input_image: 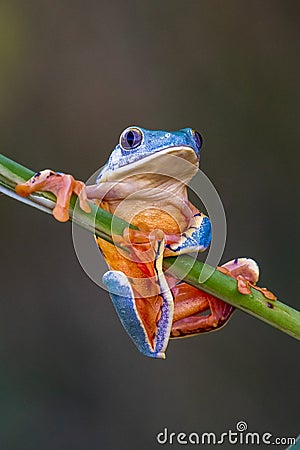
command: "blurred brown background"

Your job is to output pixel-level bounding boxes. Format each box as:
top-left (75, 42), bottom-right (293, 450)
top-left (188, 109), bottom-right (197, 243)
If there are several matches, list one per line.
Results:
top-left (1, 1), bottom-right (299, 449)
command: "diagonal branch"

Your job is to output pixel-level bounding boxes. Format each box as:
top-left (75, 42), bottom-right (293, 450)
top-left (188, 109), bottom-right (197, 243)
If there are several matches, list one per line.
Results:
top-left (1, 153), bottom-right (299, 340)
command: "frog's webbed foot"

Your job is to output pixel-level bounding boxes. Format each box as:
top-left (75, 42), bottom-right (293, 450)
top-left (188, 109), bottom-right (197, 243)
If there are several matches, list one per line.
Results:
top-left (171, 258), bottom-right (259, 338)
top-left (103, 230), bottom-right (174, 359)
top-left (15, 170), bottom-right (91, 222)
top-left (218, 258), bottom-right (277, 300)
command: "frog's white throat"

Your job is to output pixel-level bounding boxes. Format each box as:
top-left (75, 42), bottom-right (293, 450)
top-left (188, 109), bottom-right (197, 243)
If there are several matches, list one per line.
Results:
top-left (99, 146), bottom-right (199, 185)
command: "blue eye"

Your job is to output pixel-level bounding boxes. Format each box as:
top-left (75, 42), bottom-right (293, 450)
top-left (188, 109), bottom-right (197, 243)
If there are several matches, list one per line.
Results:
top-left (193, 131), bottom-right (203, 149)
top-left (120, 128), bottom-right (143, 150)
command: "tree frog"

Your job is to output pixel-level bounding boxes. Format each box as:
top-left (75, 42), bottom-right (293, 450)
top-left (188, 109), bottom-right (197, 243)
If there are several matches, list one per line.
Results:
top-left (15, 126), bottom-right (261, 359)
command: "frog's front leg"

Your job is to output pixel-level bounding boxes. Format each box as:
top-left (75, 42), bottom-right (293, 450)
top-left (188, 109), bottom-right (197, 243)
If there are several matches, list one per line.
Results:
top-left (103, 230), bottom-right (174, 359)
top-left (171, 258), bottom-right (259, 338)
top-left (164, 203), bottom-right (212, 256)
top-left (15, 170), bottom-right (130, 221)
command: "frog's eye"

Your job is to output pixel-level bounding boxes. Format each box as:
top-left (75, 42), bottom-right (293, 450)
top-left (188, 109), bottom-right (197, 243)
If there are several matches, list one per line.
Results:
top-left (120, 128), bottom-right (143, 150)
top-left (193, 131), bottom-right (203, 150)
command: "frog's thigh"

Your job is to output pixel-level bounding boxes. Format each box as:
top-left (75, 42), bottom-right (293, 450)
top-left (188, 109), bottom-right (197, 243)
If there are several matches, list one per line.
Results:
top-left (171, 281), bottom-right (234, 338)
top-left (165, 212), bottom-right (212, 256)
top-left (103, 270), bottom-right (173, 359)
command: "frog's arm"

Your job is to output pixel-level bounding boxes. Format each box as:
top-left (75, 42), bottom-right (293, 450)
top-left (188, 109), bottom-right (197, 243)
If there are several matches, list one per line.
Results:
top-left (15, 172), bottom-right (212, 257)
top-left (164, 203), bottom-right (212, 256)
top-left (15, 169), bottom-right (137, 220)
top-left (15, 169), bottom-right (124, 222)
top-left (85, 180), bottom-right (134, 201)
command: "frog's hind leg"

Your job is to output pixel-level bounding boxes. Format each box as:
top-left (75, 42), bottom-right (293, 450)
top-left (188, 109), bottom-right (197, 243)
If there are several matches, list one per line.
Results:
top-left (171, 258), bottom-right (259, 338)
top-left (102, 230), bottom-right (174, 359)
top-left (170, 283), bottom-right (234, 337)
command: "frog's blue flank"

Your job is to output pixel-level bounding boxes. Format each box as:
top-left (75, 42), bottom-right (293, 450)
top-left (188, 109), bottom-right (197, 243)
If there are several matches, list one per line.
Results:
top-left (102, 270), bottom-right (172, 359)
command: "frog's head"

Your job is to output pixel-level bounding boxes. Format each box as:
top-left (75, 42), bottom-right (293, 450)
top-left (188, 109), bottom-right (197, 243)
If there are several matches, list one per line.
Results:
top-left (98, 126), bottom-right (203, 183)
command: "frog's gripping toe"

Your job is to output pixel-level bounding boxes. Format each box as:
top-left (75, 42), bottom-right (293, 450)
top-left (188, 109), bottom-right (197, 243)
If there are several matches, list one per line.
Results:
top-left (102, 270), bottom-right (171, 359)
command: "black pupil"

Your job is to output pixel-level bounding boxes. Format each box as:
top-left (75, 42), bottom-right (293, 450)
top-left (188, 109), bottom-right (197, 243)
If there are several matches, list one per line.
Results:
top-left (127, 130), bottom-right (135, 147)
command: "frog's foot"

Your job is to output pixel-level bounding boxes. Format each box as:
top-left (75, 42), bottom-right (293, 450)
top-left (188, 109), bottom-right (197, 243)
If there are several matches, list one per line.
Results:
top-left (217, 258), bottom-right (277, 300)
top-left (15, 170), bottom-right (91, 222)
top-left (102, 230), bottom-right (174, 359)
top-left (113, 227), bottom-right (151, 254)
top-left (171, 258), bottom-right (259, 338)
top-left (114, 227), bottom-right (172, 278)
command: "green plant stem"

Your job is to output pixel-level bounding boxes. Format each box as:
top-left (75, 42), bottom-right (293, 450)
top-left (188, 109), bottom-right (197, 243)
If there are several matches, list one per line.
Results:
top-left (1, 153), bottom-right (300, 340)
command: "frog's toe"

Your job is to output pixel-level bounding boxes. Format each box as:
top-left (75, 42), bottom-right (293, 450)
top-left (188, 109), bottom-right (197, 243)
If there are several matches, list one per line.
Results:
top-left (221, 257), bottom-right (259, 284)
top-left (102, 270), bottom-right (170, 359)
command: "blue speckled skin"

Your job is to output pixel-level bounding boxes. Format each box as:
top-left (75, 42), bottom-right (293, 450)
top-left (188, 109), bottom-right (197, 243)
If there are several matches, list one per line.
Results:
top-left (102, 271), bottom-right (161, 358)
top-left (191, 216), bottom-right (212, 249)
top-left (99, 126), bottom-right (212, 358)
top-left (165, 214), bottom-right (212, 254)
top-left (97, 126), bottom-right (200, 181)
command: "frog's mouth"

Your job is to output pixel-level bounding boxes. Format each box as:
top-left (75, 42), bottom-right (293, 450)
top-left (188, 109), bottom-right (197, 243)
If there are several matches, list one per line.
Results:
top-left (100, 146), bottom-right (199, 184)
